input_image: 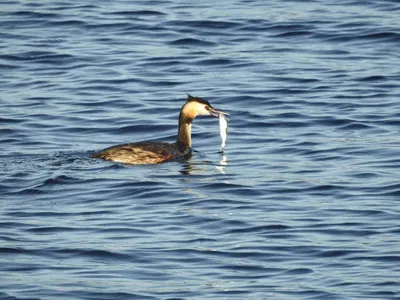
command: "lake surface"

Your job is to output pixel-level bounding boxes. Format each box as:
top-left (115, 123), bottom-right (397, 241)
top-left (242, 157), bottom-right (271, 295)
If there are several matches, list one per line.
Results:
top-left (1, 1), bottom-right (400, 299)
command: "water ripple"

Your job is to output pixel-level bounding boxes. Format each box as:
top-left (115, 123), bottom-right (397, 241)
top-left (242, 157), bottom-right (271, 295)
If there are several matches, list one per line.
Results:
top-left (1, 1), bottom-right (400, 299)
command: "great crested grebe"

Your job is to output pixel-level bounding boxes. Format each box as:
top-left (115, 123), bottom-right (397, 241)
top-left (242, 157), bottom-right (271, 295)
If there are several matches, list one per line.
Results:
top-left (92, 95), bottom-right (228, 165)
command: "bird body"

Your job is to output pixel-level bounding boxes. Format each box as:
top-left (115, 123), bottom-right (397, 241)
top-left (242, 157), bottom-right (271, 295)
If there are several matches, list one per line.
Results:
top-left (92, 95), bottom-right (227, 165)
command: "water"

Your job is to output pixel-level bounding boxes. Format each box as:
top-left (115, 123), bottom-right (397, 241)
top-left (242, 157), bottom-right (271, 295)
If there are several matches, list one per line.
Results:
top-left (1, 0), bottom-right (400, 299)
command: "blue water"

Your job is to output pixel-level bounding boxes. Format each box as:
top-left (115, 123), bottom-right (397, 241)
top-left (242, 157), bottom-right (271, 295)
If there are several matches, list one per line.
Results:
top-left (1, 1), bottom-right (400, 299)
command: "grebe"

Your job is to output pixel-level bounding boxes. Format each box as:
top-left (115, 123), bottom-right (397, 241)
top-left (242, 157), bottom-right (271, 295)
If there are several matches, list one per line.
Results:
top-left (92, 95), bottom-right (228, 165)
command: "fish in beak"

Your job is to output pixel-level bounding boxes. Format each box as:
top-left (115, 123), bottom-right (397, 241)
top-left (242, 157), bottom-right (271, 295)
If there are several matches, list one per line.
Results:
top-left (207, 106), bottom-right (229, 118)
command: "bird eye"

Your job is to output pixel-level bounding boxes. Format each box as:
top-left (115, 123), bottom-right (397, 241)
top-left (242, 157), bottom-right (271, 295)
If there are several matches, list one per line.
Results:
top-left (205, 106), bottom-right (210, 111)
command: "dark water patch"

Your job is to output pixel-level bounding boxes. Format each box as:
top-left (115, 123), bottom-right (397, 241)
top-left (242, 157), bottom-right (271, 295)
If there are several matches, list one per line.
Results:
top-left (163, 248), bottom-right (268, 260)
top-left (316, 250), bottom-right (365, 258)
top-left (0, 52), bottom-right (75, 65)
top-left (376, 188), bottom-right (400, 197)
top-left (212, 290), bottom-right (252, 297)
top-left (239, 24), bottom-right (272, 32)
top-left (278, 77), bottom-right (320, 84)
top-left (42, 175), bottom-right (79, 185)
top-left (166, 20), bottom-right (241, 30)
top-left (348, 255), bottom-right (400, 263)
top-left (365, 291), bottom-right (399, 298)
top-left (304, 228), bottom-right (378, 237)
top-left (317, 49), bottom-right (351, 55)
top-left (138, 60), bottom-right (181, 68)
top-left (379, 119), bottom-right (400, 126)
top-left (193, 58), bottom-right (236, 66)
top-left (83, 22), bottom-right (135, 31)
top-left (325, 209), bottom-right (397, 219)
top-left (108, 180), bottom-right (162, 190)
top-left (265, 184), bottom-right (343, 195)
top-left (117, 188), bottom-right (183, 201)
top-left (9, 10), bottom-right (59, 19)
top-left (282, 268), bottom-right (313, 275)
top-left (45, 19), bottom-right (88, 28)
top-left (268, 146), bottom-right (309, 156)
top-left (373, 281), bottom-right (400, 287)
top-left (0, 221), bottom-right (29, 230)
top-left (0, 247), bottom-right (43, 256)
top-left (359, 31), bottom-right (400, 41)
top-left (168, 38), bottom-right (217, 47)
top-left (141, 55), bottom-right (197, 63)
top-left (280, 289), bottom-right (342, 300)
top-left (7, 210), bottom-right (114, 223)
top-left (226, 224), bottom-right (291, 234)
top-left (274, 30), bottom-right (314, 38)
top-left (49, 4), bottom-right (99, 11)
top-left (306, 116), bottom-right (353, 127)
top-left (301, 148), bottom-right (348, 160)
top-left (272, 112), bottom-right (310, 119)
top-left (5, 186), bottom-right (47, 196)
top-left (194, 182), bottom-right (264, 197)
top-left (267, 88), bottom-right (313, 95)
top-left (0, 291), bottom-right (41, 300)
top-left (218, 264), bottom-right (279, 278)
top-left (94, 227), bottom-right (151, 235)
top-left (0, 62), bottom-right (20, 70)
top-left (0, 117), bottom-right (24, 124)
top-left (25, 227), bottom-right (87, 234)
top-left (328, 31), bottom-right (400, 43)
top-left (106, 10), bottom-right (166, 17)
top-left (334, 21), bottom-right (375, 29)
top-left (69, 249), bottom-right (138, 262)
top-left (267, 23), bottom-right (314, 32)
top-left (306, 184), bottom-right (344, 193)
top-left (82, 77), bottom-right (151, 86)
top-left (357, 75), bottom-right (387, 82)
top-left (352, 172), bottom-right (379, 179)
top-left (0, 235), bottom-right (20, 242)
top-left (266, 120), bottom-right (309, 128)
top-left (145, 80), bottom-right (185, 87)
top-left (338, 122), bottom-right (373, 130)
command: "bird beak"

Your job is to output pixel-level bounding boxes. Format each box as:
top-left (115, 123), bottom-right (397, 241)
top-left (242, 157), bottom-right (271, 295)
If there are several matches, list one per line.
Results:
top-left (208, 107), bottom-right (229, 118)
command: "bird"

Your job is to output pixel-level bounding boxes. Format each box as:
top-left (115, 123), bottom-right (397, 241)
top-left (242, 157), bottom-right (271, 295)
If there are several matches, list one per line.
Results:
top-left (92, 94), bottom-right (227, 165)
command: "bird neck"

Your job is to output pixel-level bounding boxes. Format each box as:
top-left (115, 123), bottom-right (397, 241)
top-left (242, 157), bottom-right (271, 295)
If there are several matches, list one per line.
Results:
top-left (176, 112), bottom-right (193, 151)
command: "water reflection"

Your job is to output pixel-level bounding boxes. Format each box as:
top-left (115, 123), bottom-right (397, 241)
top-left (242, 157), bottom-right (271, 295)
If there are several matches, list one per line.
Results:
top-left (179, 155), bottom-right (228, 175)
top-left (216, 155), bottom-right (228, 174)
top-left (180, 163), bottom-right (195, 175)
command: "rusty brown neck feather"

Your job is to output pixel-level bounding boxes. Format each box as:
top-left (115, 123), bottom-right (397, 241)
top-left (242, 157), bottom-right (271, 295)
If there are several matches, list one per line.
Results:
top-left (176, 110), bottom-right (193, 150)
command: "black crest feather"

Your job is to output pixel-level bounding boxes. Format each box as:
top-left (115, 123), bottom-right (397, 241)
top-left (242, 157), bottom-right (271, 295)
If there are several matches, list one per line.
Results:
top-left (187, 94), bottom-right (212, 107)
